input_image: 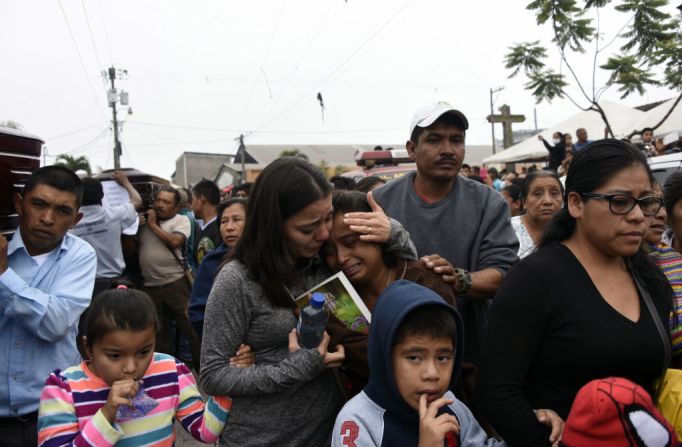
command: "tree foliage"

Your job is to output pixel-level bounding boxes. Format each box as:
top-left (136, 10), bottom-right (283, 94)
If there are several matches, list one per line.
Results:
top-left (54, 154), bottom-right (92, 175)
top-left (525, 69), bottom-right (570, 101)
top-left (334, 165), bottom-right (350, 176)
top-left (601, 55), bottom-right (660, 98)
top-left (279, 149), bottom-right (309, 161)
top-left (506, 0), bottom-right (681, 137)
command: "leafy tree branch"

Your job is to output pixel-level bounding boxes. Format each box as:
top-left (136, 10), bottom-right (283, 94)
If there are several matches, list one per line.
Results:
top-left (505, 0), bottom-right (681, 138)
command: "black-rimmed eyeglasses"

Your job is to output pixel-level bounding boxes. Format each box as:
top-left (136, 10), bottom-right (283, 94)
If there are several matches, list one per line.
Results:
top-left (580, 192), bottom-right (663, 216)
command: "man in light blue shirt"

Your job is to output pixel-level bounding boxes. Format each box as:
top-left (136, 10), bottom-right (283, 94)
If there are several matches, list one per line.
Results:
top-left (573, 127), bottom-right (594, 153)
top-left (0, 166), bottom-right (96, 446)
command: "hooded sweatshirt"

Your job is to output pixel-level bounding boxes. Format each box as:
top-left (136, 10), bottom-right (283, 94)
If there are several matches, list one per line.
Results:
top-left (332, 280), bottom-right (505, 447)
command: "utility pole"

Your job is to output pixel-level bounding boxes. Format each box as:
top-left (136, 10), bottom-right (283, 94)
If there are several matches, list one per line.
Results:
top-left (107, 67), bottom-right (122, 169)
top-left (105, 67), bottom-right (130, 169)
top-left (489, 87), bottom-right (505, 154)
top-left (239, 134), bottom-right (246, 184)
top-left (534, 108), bottom-right (538, 132)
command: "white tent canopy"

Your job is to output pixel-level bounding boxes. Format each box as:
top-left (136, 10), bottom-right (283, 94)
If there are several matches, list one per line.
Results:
top-left (630, 98), bottom-right (682, 139)
top-left (483, 101), bottom-right (645, 164)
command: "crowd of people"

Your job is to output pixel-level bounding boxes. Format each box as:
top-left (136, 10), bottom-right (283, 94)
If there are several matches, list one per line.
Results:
top-left (538, 126), bottom-right (682, 177)
top-left (0, 100), bottom-right (680, 446)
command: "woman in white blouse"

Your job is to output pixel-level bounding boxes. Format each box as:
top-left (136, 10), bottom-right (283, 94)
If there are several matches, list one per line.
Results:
top-left (511, 171), bottom-right (564, 258)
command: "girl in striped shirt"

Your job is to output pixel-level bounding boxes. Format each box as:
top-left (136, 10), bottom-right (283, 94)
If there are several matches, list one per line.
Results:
top-left (37, 285), bottom-right (232, 446)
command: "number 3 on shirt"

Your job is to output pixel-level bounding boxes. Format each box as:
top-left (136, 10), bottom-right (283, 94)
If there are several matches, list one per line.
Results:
top-left (340, 421), bottom-right (359, 447)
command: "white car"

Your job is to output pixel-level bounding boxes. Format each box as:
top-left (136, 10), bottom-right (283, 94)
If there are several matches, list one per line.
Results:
top-left (649, 152), bottom-right (682, 186)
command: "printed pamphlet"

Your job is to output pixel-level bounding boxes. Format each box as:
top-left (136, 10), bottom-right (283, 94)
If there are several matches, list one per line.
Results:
top-left (294, 271), bottom-right (371, 333)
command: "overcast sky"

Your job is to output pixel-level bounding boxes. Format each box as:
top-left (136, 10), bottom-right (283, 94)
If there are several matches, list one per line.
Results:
top-left (1, 0), bottom-right (678, 179)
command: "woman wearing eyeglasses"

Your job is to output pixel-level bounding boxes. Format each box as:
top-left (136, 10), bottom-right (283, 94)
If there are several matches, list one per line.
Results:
top-left (475, 140), bottom-right (672, 447)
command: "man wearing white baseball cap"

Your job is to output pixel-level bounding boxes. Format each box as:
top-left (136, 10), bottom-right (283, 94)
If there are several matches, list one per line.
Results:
top-left (367, 101), bottom-right (519, 365)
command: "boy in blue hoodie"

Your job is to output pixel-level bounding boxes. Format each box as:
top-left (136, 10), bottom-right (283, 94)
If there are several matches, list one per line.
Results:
top-left (332, 280), bottom-right (563, 447)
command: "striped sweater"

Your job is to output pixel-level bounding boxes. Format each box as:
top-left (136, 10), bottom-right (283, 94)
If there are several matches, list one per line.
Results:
top-left (647, 242), bottom-right (682, 358)
top-left (37, 353), bottom-right (231, 446)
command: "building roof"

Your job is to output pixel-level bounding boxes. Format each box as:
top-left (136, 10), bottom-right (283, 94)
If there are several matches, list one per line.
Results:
top-left (634, 98), bottom-right (673, 112)
top-left (239, 143), bottom-right (401, 167)
top-left (232, 143), bottom-right (494, 169)
top-left (173, 151), bottom-right (235, 187)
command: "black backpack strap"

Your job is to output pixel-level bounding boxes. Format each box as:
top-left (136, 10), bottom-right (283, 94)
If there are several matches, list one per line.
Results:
top-left (629, 260), bottom-right (671, 400)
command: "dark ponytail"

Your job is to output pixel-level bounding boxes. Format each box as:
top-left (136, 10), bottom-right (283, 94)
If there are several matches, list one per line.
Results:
top-left (540, 139), bottom-right (670, 310)
top-left (540, 139), bottom-right (649, 248)
top-left (538, 207), bottom-right (576, 248)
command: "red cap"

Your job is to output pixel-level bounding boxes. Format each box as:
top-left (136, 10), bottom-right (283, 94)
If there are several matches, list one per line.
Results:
top-left (562, 377), bottom-right (676, 447)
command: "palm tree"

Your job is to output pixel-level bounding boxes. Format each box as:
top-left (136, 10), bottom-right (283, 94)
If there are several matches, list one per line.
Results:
top-left (54, 154), bottom-right (92, 175)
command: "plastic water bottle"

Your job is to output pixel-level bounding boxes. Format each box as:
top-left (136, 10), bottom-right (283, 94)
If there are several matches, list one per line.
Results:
top-left (297, 292), bottom-right (329, 349)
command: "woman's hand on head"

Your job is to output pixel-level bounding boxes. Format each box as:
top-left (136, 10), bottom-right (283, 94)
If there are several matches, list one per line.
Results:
top-left (343, 191), bottom-right (391, 242)
top-left (230, 343), bottom-right (256, 368)
top-left (534, 409), bottom-right (564, 447)
top-left (287, 330), bottom-right (345, 368)
top-left (101, 379), bottom-right (140, 424)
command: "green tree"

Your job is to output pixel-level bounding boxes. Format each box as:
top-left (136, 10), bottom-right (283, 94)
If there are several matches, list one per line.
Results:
top-left (54, 154), bottom-right (92, 175)
top-left (279, 149), bottom-right (309, 161)
top-left (504, 0), bottom-right (681, 138)
top-left (334, 165), bottom-right (350, 176)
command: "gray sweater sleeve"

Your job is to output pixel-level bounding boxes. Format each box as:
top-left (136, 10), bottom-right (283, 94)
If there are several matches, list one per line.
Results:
top-left (451, 398), bottom-right (508, 447)
top-left (199, 263), bottom-right (325, 397)
top-left (476, 198), bottom-right (519, 274)
top-left (385, 217), bottom-right (418, 260)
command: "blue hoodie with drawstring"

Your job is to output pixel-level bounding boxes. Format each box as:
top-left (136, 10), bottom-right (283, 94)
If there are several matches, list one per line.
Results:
top-left (331, 280), bottom-right (506, 447)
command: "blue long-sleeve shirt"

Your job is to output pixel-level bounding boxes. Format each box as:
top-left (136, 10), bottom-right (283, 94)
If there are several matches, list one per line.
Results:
top-left (0, 229), bottom-right (96, 416)
top-left (573, 140), bottom-right (593, 153)
top-left (188, 243), bottom-right (229, 339)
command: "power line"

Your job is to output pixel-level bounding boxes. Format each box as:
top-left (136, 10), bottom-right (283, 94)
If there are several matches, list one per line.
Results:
top-left (96, 0), bottom-right (114, 63)
top-left (104, 142), bottom-right (112, 168)
top-left (46, 123), bottom-right (107, 140)
top-left (125, 138), bottom-right (231, 147)
top-left (127, 121), bottom-right (242, 132)
top-left (57, 0), bottom-right (106, 120)
top-left (81, 0), bottom-right (103, 71)
top-left (254, 0), bottom-right (415, 133)
top-left (0, 80), bottom-right (94, 112)
top-left (239, 0), bottom-right (289, 129)
top-left (121, 140), bottom-right (134, 166)
top-left (259, 0), bottom-right (336, 123)
top-left (58, 127), bottom-right (111, 155)
top-left (126, 120), bottom-right (403, 135)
